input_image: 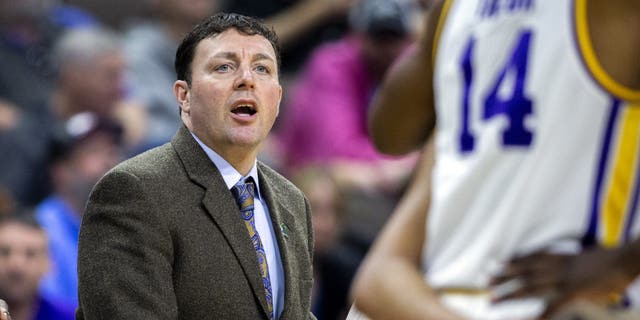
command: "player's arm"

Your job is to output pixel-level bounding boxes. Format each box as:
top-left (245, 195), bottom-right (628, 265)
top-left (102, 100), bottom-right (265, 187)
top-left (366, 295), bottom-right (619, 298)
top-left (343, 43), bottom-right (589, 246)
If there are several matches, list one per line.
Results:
top-left (584, 0), bottom-right (640, 102)
top-left (350, 137), bottom-right (465, 320)
top-left (367, 1), bottom-right (445, 156)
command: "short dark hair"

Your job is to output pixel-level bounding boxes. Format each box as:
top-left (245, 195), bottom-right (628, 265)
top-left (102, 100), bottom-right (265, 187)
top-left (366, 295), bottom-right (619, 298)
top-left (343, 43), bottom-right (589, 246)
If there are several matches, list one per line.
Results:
top-left (175, 12), bottom-right (281, 84)
top-left (0, 208), bottom-right (43, 231)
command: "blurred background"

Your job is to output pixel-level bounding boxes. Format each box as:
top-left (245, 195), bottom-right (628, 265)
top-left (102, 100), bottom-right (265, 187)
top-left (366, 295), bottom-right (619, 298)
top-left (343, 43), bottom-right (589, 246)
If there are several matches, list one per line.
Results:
top-left (0, 0), bottom-right (432, 319)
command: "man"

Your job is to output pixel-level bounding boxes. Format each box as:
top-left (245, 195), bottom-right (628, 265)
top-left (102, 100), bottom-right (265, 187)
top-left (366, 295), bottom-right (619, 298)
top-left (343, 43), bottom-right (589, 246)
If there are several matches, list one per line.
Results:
top-left (36, 113), bottom-right (123, 309)
top-left (352, 0), bottom-right (640, 319)
top-left (0, 212), bottom-right (75, 320)
top-left (52, 27), bottom-right (146, 150)
top-left (77, 13), bottom-right (315, 320)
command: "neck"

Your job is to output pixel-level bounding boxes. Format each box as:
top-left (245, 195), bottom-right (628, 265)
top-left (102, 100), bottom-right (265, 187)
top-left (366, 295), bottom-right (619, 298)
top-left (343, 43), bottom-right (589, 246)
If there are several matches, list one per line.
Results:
top-left (204, 142), bottom-right (258, 176)
top-left (221, 147), bottom-right (258, 176)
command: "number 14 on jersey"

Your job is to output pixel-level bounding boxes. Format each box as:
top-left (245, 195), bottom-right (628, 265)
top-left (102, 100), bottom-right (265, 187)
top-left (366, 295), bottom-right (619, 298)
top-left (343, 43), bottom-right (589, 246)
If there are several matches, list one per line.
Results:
top-left (458, 30), bottom-right (534, 153)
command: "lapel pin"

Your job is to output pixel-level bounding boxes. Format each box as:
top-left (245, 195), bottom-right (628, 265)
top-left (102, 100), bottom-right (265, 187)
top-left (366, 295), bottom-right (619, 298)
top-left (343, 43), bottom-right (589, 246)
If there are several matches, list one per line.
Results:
top-left (280, 223), bottom-right (289, 239)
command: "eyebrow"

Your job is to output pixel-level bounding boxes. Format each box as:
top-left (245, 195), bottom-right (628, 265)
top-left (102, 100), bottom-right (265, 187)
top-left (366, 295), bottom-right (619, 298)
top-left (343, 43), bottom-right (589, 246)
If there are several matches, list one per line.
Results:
top-left (212, 52), bottom-right (276, 64)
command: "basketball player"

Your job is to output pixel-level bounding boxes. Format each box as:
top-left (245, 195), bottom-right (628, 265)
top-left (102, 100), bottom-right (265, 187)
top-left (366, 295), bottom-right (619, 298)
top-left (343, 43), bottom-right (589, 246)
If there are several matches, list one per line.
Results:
top-left (352, 0), bottom-right (640, 319)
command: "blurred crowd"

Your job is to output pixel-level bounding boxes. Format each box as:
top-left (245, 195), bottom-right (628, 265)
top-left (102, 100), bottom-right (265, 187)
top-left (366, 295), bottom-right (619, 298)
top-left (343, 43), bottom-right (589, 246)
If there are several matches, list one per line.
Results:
top-left (0, 0), bottom-right (431, 319)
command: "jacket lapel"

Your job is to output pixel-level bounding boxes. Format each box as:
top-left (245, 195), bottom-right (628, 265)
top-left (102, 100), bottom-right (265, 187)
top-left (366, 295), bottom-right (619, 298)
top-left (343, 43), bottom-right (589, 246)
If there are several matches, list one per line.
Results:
top-left (257, 164), bottom-right (299, 319)
top-left (171, 126), bottom-right (272, 318)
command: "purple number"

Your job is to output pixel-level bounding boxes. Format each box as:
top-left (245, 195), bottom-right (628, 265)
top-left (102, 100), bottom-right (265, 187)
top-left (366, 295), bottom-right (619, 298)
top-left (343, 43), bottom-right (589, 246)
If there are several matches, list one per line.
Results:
top-left (460, 38), bottom-right (476, 152)
top-left (458, 30), bottom-right (534, 153)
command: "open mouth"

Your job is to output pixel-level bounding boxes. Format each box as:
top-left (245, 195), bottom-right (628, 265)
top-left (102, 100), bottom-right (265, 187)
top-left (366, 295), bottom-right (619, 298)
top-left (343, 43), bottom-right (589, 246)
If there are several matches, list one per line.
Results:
top-left (231, 104), bottom-right (256, 116)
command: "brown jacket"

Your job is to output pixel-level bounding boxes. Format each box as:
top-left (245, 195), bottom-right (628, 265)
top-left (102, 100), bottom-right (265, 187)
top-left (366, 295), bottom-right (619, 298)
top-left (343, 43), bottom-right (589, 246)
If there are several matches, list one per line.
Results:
top-left (77, 126), bottom-right (315, 320)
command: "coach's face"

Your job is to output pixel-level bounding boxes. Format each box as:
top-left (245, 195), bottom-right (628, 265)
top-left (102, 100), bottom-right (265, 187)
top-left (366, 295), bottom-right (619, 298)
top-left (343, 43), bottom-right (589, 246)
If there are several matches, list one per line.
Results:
top-left (175, 28), bottom-right (282, 163)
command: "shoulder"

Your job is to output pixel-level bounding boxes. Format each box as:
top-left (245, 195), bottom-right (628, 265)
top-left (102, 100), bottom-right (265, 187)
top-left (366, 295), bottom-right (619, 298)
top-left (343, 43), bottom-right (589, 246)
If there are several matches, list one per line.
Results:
top-left (108, 142), bottom-right (179, 180)
top-left (91, 142), bottom-right (184, 198)
top-left (577, 0), bottom-right (640, 101)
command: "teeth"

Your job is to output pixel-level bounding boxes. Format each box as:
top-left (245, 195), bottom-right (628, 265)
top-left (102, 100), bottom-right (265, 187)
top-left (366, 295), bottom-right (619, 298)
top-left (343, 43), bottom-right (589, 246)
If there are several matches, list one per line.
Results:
top-left (232, 104), bottom-right (256, 116)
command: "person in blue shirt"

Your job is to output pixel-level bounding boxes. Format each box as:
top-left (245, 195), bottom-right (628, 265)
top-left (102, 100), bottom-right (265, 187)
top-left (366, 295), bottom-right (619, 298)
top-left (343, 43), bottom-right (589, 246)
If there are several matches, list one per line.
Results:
top-left (0, 210), bottom-right (75, 320)
top-left (35, 113), bottom-right (123, 309)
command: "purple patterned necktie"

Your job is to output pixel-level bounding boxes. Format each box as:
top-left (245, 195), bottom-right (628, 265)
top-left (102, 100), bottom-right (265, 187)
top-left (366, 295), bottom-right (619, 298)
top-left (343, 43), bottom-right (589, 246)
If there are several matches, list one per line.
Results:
top-left (231, 177), bottom-right (273, 319)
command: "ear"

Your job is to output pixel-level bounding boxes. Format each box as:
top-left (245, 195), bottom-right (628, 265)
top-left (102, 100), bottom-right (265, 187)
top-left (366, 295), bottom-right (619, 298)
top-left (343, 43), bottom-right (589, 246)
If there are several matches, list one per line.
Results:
top-left (174, 80), bottom-right (190, 114)
top-left (276, 84), bottom-right (283, 117)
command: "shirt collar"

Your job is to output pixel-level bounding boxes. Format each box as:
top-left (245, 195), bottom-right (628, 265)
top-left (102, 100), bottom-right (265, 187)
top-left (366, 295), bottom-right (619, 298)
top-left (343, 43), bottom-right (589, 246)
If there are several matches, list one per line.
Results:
top-left (190, 132), bottom-right (261, 198)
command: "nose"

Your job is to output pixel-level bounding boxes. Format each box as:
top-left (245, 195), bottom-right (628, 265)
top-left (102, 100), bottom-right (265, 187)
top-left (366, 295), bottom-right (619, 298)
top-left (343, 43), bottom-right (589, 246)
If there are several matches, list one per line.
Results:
top-left (6, 251), bottom-right (27, 270)
top-left (234, 66), bottom-right (255, 90)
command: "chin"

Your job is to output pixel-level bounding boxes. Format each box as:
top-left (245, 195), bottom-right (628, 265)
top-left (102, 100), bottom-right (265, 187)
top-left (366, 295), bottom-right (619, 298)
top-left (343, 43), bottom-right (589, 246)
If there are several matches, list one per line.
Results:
top-left (229, 130), bottom-right (265, 146)
top-left (229, 135), bottom-right (261, 148)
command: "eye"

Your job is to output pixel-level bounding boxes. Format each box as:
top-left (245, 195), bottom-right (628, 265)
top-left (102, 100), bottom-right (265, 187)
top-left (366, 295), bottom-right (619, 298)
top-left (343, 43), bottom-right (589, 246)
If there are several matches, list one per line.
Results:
top-left (215, 64), bottom-right (232, 72)
top-left (255, 65), bottom-right (270, 74)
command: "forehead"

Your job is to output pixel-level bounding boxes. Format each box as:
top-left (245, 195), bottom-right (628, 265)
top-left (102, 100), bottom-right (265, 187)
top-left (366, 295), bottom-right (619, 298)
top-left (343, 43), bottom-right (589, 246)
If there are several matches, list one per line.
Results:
top-left (193, 28), bottom-right (277, 63)
top-left (0, 223), bottom-right (47, 246)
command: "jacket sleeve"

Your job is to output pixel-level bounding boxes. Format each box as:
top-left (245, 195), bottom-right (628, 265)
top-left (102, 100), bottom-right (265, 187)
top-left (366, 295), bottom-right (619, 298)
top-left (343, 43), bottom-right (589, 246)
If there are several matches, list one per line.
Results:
top-left (304, 197), bottom-right (317, 320)
top-left (77, 169), bottom-right (177, 320)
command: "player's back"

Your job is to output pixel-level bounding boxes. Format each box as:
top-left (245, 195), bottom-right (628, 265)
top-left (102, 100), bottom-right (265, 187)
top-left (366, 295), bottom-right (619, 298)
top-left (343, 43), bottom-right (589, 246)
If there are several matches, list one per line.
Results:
top-left (425, 0), bottom-right (640, 318)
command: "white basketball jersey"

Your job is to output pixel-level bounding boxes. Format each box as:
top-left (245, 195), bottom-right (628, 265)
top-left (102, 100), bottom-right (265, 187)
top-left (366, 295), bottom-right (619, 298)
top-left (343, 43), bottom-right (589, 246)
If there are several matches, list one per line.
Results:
top-left (424, 0), bottom-right (640, 318)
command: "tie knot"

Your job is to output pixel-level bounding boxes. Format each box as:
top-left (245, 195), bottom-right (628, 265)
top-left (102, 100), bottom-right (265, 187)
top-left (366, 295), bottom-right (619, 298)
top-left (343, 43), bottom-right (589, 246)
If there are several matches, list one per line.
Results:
top-left (231, 177), bottom-right (256, 210)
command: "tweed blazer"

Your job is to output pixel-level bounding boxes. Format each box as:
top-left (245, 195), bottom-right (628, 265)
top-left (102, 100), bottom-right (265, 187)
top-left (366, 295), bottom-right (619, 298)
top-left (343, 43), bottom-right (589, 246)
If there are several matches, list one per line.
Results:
top-left (76, 126), bottom-right (315, 320)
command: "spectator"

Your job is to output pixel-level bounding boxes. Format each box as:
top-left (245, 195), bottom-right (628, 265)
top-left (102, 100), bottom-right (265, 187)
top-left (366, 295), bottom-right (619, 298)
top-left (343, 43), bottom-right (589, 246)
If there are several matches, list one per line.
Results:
top-left (292, 166), bottom-right (354, 319)
top-left (123, 0), bottom-right (221, 149)
top-left (276, 0), bottom-right (420, 192)
top-left (51, 27), bottom-right (147, 153)
top-left (0, 0), bottom-right (96, 206)
top-left (0, 0), bottom-right (97, 114)
top-left (35, 113), bottom-right (124, 309)
top-left (0, 210), bottom-right (75, 320)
